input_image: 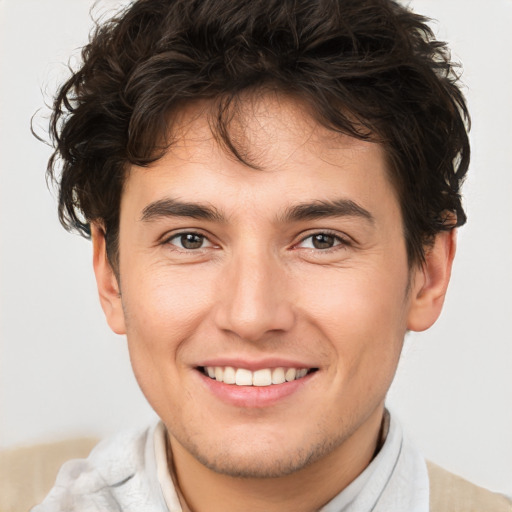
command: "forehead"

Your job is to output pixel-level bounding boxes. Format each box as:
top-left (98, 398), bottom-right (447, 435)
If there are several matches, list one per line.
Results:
top-left (165, 92), bottom-right (383, 172)
top-left (121, 92), bottom-right (399, 221)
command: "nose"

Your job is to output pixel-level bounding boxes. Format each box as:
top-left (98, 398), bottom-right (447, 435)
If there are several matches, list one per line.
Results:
top-left (213, 248), bottom-right (296, 342)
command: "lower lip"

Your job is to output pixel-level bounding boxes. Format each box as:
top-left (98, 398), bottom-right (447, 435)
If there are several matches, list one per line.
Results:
top-left (197, 370), bottom-right (315, 408)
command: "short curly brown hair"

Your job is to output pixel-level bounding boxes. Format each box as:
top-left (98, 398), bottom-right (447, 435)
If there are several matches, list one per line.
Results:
top-left (45, 0), bottom-right (470, 270)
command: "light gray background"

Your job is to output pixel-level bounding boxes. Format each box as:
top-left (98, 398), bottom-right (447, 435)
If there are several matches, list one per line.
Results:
top-left (1, 0), bottom-right (511, 496)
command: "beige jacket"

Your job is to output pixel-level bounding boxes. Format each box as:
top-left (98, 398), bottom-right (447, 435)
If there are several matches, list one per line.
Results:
top-left (427, 460), bottom-right (512, 512)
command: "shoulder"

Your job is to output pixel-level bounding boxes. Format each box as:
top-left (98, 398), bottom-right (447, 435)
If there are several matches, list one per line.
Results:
top-left (31, 421), bottom-right (165, 512)
top-left (0, 436), bottom-right (98, 512)
top-left (56, 423), bottom-right (152, 488)
top-left (86, 422), bottom-right (153, 478)
top-left (427, 460), bottom-right (512, 512)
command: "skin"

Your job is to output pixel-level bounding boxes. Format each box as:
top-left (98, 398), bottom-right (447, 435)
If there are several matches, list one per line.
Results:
top-left (92, 93), bottom-right (455, 512)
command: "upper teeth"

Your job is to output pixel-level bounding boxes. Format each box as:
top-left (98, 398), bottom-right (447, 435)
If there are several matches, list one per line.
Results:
top-left (204, 366), bottom-right (309, 386)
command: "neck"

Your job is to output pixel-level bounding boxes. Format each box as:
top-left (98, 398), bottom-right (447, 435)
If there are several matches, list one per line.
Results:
top-left (168, 407), bottom-right (386, 512)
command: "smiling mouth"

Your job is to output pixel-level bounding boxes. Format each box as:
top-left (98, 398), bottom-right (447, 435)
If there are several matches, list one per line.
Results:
top-left (199, 366), bottom-right (318, 386)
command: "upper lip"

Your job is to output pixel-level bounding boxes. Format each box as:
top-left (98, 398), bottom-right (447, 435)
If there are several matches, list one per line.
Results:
top-left (196, 357), bottom-right (318, 371)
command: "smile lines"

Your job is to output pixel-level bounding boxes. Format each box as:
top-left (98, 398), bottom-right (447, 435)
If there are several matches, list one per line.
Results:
top-left (200, 366), bottom-right (315, 386)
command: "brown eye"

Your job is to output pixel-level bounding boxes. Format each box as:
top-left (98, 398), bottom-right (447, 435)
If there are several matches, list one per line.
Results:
top-left (168, 232), bottom-right (211, 250)
top-left (180, 233), bottom-right (204, 249)
top-left (311, 233), bottom-right (336, 249)
top-left (297, 232), bottom-right (345, 250)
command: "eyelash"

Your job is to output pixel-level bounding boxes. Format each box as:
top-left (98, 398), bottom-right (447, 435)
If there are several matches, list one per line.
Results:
top-left (295, 231), bottom-right (351, 251)
top-left (162, 230), bottom-right (351, 253)
top-left (163, 231), bottom-right (215, 251)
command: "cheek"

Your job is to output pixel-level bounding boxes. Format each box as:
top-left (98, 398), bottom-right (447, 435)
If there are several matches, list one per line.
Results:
top-left (296, 265), bottom-right (408, 374)
top-left (299, 265), bottom-right (409, 329)
top-left (122, 265), bottom-right (215, 341)
top-left (121, 268), bottom-right (213, 416)
top-left (119, 266), bottom-right (215, 402)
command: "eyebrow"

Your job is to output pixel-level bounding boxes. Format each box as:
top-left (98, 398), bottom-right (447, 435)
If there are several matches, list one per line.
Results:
top-left (140, 197), bottom-right (374, 225)
top-left (279, 199), bottom-right (375, 224)
top-left (140, 198), bottom-right (225, 222)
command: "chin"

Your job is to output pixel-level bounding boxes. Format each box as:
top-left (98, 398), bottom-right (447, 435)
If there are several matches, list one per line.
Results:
top-left (178, 428), bottom-right (345, 479)
top-left (195, 449), bottom-right (316, 479)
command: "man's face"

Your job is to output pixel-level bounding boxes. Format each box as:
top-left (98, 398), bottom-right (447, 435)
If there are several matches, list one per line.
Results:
top-left (101, 94), bottom-right (421, 477)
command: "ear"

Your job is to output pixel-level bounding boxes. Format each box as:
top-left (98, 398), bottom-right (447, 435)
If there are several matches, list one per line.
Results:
top-left (91, 223), bottom-right (126, 335)
top-left (407, 229), bottom-right (457, 332)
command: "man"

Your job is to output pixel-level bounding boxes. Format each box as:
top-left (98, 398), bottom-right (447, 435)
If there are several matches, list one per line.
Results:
top-left (32, 0), bottom-right (511, 510)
